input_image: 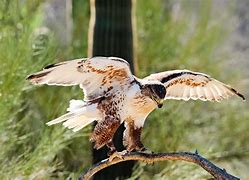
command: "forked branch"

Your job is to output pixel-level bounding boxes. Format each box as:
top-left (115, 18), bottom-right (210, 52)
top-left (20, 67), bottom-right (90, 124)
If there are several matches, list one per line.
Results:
top-left (79, 151), bottom-right (240, 180)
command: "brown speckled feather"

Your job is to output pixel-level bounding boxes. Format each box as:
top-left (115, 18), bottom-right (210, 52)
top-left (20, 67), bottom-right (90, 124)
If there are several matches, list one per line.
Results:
top-left (90, 96), bottom-right (123, 149)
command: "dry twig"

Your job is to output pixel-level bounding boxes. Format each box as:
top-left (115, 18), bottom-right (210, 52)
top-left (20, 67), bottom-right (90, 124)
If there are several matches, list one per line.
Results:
top-left (79, 151), bottom-right (240, 180)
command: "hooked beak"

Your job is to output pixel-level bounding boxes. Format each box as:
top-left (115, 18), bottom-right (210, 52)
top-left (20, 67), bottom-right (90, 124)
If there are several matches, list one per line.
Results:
top-left (153, 98), bottom-right (164, 108)
top-left (158, 103), bottom-right (163, 108)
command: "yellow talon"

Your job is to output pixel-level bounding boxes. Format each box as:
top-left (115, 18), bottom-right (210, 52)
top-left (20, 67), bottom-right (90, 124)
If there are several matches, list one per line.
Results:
top-left (108, 150), bottom-right (127, 161)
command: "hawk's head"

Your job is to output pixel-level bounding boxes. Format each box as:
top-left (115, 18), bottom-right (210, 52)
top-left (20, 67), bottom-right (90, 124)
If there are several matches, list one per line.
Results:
top-left (142, 82), bottom-right (166, 108)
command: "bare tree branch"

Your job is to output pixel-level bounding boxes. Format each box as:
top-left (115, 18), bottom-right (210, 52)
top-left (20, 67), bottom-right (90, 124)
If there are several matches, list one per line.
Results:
top-left (79, 151), bottom-right (240, 180)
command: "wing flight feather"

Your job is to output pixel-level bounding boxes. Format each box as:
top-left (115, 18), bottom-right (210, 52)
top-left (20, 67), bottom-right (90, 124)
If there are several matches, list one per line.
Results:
top-left (27, 57), bottom-right (134, 99)
top-left (144, 70), bottom-right (245, 102)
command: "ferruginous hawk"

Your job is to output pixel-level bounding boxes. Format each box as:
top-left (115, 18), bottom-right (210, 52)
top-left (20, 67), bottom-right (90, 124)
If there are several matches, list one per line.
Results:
top-left (27, 57), bottom-right (245, 155)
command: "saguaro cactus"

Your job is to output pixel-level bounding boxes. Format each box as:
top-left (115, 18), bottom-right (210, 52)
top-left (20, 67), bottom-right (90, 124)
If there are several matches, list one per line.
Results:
top-left (88, 0), bottom-right (137, 179)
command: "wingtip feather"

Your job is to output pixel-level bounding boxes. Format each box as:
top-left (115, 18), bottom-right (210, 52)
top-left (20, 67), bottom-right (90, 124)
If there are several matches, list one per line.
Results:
top-left (226, 86), bottom-right (245, 101)
top-left (26, 71), bottom-right (51, 84)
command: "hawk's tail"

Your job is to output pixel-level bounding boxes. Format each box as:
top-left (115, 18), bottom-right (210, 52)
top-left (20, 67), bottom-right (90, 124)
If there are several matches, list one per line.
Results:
top-left (46, 100), bottom-right (99, 132)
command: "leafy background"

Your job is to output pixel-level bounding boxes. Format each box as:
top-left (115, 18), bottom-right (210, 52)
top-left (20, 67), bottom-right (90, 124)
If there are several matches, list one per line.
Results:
top-left (0, 0), bottom-right (248, 179)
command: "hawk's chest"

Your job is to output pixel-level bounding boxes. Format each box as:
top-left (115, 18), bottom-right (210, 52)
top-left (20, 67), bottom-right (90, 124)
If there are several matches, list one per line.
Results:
top-left (124, 84), bottom-right (157, 119)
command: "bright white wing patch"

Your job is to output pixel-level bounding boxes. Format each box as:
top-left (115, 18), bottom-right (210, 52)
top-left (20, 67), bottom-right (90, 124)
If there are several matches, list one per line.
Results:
top-left (27, 58), bottom-right (87, 86)
top-left (27, 57), bottom-right (134, 99)
top-left (145, 70), bottom-right (245, 102)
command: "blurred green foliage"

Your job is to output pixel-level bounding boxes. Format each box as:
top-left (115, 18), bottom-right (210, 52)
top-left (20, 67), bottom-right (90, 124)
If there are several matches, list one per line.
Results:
top-left (0, 0), bottom-right (248, 179)
top-left (0, 0), bottom-right (91, 178)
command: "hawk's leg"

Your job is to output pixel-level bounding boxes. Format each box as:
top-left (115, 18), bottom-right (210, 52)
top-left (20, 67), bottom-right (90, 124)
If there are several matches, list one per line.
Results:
top-left (107, 133), bottom-right (128, 161)
top-left (123, 121), bottom-right (148, 152)
top-left (106, 140), bottom-right (116, 156)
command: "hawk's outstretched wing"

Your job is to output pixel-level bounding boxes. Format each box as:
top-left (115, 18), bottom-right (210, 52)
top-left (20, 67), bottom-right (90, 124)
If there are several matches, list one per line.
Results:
top-left (27, 57), bottom-right (134, 99)
top-left (144, 70), bottom-right (245, 102)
